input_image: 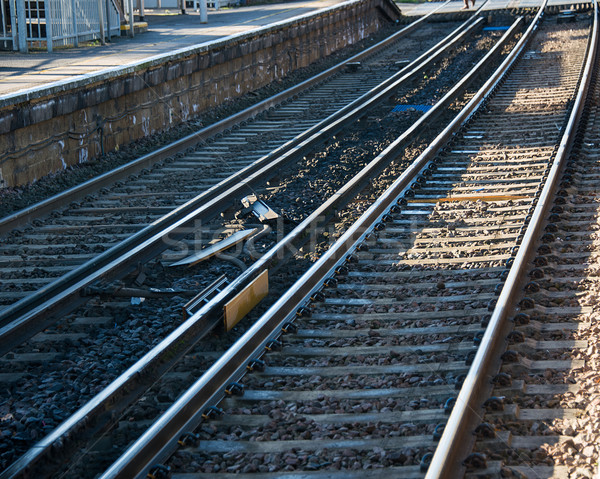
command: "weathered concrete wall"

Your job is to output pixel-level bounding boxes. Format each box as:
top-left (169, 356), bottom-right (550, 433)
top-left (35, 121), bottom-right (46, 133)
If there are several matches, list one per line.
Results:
top-left (0, 0), bottom-right (401, 188)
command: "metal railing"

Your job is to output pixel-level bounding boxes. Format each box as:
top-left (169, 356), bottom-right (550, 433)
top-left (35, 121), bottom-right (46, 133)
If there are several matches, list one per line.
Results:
top-left (45, 0), bottom-right (120, 48)
top-left (7, 0), bottom-right (120, 52)
top-left (0, 0), bottom-right (17, 50)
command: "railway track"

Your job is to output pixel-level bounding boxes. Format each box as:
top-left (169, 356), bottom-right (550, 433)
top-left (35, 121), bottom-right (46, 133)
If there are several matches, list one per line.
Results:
top-left (87, 4), bottom-right (598, 479)
top-left (2, 2), bottom-right (597, 478)
top-left (0, 7), bottom-right (520, 478)
top-left (0, 9), bottom-right (478, 348)
top-left (468, 12), bottom-right (600, 477)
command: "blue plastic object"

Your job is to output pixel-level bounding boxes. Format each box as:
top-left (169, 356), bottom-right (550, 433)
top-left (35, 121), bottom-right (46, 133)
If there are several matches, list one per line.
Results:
top-left (392, 104), bottom-right (432, 113)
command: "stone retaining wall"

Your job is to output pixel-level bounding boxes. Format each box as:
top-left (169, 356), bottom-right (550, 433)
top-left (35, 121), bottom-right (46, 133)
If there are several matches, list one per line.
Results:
top-left (0, 0), bottom-right (401, 187)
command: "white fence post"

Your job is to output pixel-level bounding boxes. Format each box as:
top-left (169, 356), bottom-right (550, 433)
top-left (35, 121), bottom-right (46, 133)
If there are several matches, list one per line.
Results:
top-left (70, 0), bottom-right (79, 46)
top-left (8, 0), bottom-right (120, 51)
top-left (0, 1), bottom-right (8, 48)
top-left (16, 0), bottom-right (27, 52)
top-left (8, 0), bottom-right (18, 50)
top-left (45, 0), bottom-right (53, 52)
top-left (105, 0), bottom-right (110, 40)
top-left (98, 0), bottom-right (105, 43)
top-left (128, 0), bottom-right (134, 36)
top-left (199, 0), bottom-right (206, 23)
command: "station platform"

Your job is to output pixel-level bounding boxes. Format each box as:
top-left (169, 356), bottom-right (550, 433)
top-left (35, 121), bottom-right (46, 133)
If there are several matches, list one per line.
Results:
top-left (0, 0), bottom-right (587, 97)
top-left (0, 0), bottom-right (344, 96)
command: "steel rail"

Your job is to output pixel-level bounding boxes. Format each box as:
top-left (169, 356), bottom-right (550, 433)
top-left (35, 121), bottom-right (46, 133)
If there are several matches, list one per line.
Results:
top-left (98, 11), bottom-right (535, 478)
top-left (0, 12), bottom-right (492, 479)
top-left (0, 13), bottom-right (485, 357)
top-left (174, 14), bottom-right (524, 358)
top-left (426, 1), bottom-right (599, 477)
top-left (0, 1), bottom-right (444, 236)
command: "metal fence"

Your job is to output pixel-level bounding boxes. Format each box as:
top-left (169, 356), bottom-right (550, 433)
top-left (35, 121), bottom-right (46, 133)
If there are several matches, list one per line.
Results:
top-left (44, 0), bottom-right (120, 49)
top-left (7, 0), bottom-right (120, 52)
top-left (0, 0), bottom-right (17, 49)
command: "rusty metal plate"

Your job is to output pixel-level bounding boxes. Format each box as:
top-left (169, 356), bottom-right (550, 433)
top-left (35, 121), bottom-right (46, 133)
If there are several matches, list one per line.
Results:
top-left (224, 270), bottom-right (269, 332)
